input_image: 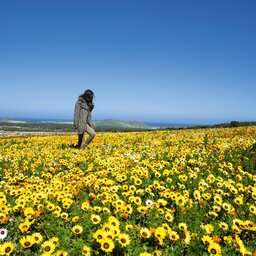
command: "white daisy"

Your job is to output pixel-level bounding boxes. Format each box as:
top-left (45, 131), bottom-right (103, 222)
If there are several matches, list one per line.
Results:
top-left (0, 228), bottom-right (8, 239)
top-left (146, 199), bottom-right (154, 206)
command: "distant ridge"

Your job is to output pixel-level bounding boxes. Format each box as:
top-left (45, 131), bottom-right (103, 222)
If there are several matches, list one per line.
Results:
top-left (0, 117), bottom-right (150, 133)
top-left (0, 116), bottom-right (13, 122)
top-left (0, 117), bottom-right (255, 133)
top-left (94, 119), bottom-right (149, 130)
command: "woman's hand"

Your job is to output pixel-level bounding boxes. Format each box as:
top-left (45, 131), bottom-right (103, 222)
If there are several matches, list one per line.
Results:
top-left (89, 103), bottom-right (94, 111)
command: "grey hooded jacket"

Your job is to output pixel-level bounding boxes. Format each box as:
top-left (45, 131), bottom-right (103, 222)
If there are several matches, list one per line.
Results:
top-left (74, 96), bottom-right (93, 134)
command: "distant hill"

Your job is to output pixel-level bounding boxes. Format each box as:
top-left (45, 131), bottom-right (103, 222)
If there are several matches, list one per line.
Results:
top-left (0, 116), bottom-right (13, 122)
top-left (94, 119), bottom-right (150, 131)
top-left (1, 118), bottom-right (255, 133)
top-left (187, 121), bottom-right (256, 129)
top-left (213, 121), bottom-right (256, 128)
top-left (0, 118), bottom-right (150, 133)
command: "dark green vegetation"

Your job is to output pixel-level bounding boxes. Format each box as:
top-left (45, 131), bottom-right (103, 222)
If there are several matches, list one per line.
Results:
top-left (183, 121), bottom-right (256, 130)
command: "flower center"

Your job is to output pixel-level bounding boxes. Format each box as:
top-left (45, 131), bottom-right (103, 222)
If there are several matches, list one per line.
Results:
top-left (103, 243), bottom-right (109, 249)
top-left (5, 247), bottom-right (11, 253)
top-left (25, 242), bottom-right (31, 247)
top-left (45, 246), bottom-right (51, 252)
top-left (210, 248), bottom-right (217, 254)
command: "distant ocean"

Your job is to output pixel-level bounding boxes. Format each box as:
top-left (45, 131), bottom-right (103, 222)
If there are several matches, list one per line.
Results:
top-left (4, 117), bottom-right (73, 124)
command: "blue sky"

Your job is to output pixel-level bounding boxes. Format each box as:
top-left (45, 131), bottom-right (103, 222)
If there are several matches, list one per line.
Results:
top-left (0, 0), bottom-right (255, 124)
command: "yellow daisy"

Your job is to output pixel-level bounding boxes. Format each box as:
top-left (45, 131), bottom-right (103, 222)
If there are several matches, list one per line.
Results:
top-left (46, 202), bottom-right (55, 211)
top-left (244, 220), bottom-right (256, 231)
top-left (18, 221), bottom-right (31, 233)
top-left (118, 233), bottom-right (131, 247)
top-left (249, 205), bottom-right (256, 215)
top-left (125, 224), bottom-right (134, 231)
top-left (164, 212), bottom-right (174, 222)
top-left (60, 212), bottom-right (69, 221)
top-left (93, 229), bottom-right (106, 243)
top-left (90, 214), bottom-right (101, 224)
top-left (219, 222), bottom-right (229, 230)
top-left (108, 216), bottom-right (120, 228)
top-left (222, 202), bottom-right (232, 212)
top-left (100, 238), bottom-right (115, 253)
top-left (81, 201), bottom-right (90, 211)
top-left (162, 223), bottom-right (171, 234)
top-left (202, 235), bottom-right (213, 246)
top-left (102, 207), bottom-right (110, 214)
top-left (72, 225), bottom-right (83, 235)
top-left (155, 227), bottom-right (166, 245)
top-left (20, 235), bottom-right (36, 248)
top-left (56, 250), bottom-right (68, 256)
top-left (133, 197), bottom-right (142, 206)
top-left (105, 230), bottom-right (116, 240)
top-left (178, 222), bottom-right (188, 232)
top-left (202, 224), bottom-right (214, 234)
top-left (72, 216), bottom-right (79, 223)
top-left (32, 232), bottom-right (43, 244)
top-left (41, 240), bottom-right (56, 254)
top-left (139, 252), bottom-right (152, 256)
top-left (24, 207), bottom-right (35, 218)
top-left (50, 237), bottom-right (60, 247)
top-left (82, 245), bottom-right (91, 256)
top-left (234, 196), bottom-right (243, 205)
top-left (169, 231), bottom-right (179, 242)
top-left (184, 230), bottom-right (191, 245)
top-left (152, 250), bottom-right (162, 256)
top-left (175, 195), bottom-right (186, 206)
top-left (0, 241), bottom-right (15, 255)
top-left (207, 242), bottom-right (222, 255)
top-left (213, 194), bottom-right (223, 205)
top-left (140, 228), bottom-right (151, 238)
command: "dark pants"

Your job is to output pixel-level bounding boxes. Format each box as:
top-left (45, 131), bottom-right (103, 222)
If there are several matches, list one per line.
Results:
top-left (77, 133), bottom-right (84, 148)
top-left (77, 125), bottom-right (96, 148)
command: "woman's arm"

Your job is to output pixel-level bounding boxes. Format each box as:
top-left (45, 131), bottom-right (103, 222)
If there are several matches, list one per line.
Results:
top-left (73, 100), bottom-right (80, 128)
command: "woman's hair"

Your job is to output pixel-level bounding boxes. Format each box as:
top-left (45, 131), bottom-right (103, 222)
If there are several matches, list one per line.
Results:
top-left (83, 89), bottom-right (94, 111)
top-left (84, 89), bottom-right (94, 97)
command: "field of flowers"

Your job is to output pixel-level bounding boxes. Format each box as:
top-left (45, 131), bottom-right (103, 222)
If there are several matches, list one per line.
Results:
top-left (0, 127), bottom-right (255, 256)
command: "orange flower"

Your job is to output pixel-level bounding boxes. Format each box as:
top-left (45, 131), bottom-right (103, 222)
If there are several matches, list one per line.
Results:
top-left (48, 193), bottom-right (54, 199)
top-left (76, 181), bottom-right (83, 188)
top-left (1, 216), bottom-right (9, 224)
top-left (181, 207), bottom-right (187, 213)
top-left (35, 211), bottom-right (43, 217)
top-left (122, 213), bottom-right (129, 219)
top-left (150, 228), bottom-right (156, 235)
top-left (229, 210), bottom-right (236, 216)
top-left (213, 236), bottom-right (222, 244)
top-left (73, 190), bottom-right (79, 197)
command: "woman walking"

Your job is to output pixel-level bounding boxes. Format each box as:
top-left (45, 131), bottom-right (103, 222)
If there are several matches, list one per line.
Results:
top-left (73, 89), bottom-right (96, 149)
